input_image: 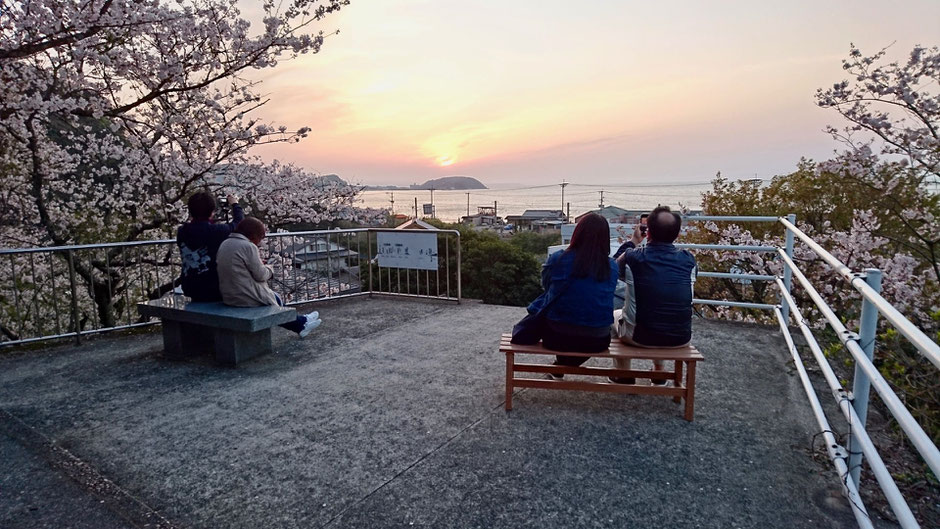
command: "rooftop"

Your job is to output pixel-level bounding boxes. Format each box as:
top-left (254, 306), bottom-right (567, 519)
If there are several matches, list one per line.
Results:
top-left (0, 297), bottom-right (870, 528)
top-left (505, 210), bottom-right (566, 220)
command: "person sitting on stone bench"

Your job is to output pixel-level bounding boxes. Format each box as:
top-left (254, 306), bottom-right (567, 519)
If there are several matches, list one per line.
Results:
top-left (611, 206), bottom-right (697, 384)
top-left (216, 217), bottom-right (322, 338)
top-left (177, 191), bottom-right (245, 302)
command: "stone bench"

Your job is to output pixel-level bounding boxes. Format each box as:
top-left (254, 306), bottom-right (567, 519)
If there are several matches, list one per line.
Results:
top-left (138, 295), bottom-right (297, 365)
top-left (500, 333), bottom-right (705, 421)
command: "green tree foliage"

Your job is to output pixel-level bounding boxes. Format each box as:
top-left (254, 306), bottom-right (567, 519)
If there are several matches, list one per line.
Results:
top-left (462, 233), bottom-right (542, 306)
top-left (507, 231), bottom-right (560, 259)
top-left (422, 219), bottom-right (543, 306)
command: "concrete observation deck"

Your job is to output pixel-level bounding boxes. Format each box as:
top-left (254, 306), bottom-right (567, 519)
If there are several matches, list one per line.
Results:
top-left (1, 297), bottom-right (870, 528)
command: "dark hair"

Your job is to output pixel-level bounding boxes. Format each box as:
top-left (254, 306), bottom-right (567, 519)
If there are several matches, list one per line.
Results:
top-left (648, 206), bottom-right (681, 243)
top-left (566, 212), bottom-right (611, 281)
top-left (235, 216), bottom-right (266, 242)
top-left (187, 191), bottom-right (217, 220)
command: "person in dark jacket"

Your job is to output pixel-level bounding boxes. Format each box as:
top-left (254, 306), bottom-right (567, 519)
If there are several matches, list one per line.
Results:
top-left (528, 213), bottom-right (618, 378)
top-left (612, 212), bottom-right (648, 259)
top-left (611, 206), bottom-right (696, 384)
top-left (176, 191), bottom-right (244, 302)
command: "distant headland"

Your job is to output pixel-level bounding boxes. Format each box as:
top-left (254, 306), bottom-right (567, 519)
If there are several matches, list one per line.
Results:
top-left (364, 176), bottom-right (487, 191)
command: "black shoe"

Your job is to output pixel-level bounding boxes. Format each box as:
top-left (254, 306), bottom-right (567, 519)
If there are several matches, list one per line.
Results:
top-left (608, 376), bottom-right (636, 384)
top-left (651, 378), bottom-right (668, 386)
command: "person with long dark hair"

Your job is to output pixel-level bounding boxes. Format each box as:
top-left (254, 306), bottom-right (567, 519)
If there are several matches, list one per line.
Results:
top-left (528, 212), bottom-right (618, 376)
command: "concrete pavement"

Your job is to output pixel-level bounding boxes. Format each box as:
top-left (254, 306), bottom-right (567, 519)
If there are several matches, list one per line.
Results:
top-left (0, 297), bottom-right (880, 528)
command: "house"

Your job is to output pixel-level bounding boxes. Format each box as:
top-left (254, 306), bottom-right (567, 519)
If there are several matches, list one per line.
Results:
top-left (504, 210), bottom-right (566, 231)
top-left (575, 206), bottom-right (644, 224)
top-left (461, 206), bottom-right (503, 228)
top-left (282, 237), bottom-right (360, 273)
top-left (394, 218), bottom-right (439, 230)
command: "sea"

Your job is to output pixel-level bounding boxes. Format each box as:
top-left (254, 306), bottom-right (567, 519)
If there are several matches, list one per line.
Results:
top-left (357, 182), bottom-right (712, 223)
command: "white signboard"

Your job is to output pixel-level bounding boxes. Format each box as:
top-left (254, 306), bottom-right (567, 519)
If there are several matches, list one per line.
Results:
top-left (377, 231), bottom-right (439, 270)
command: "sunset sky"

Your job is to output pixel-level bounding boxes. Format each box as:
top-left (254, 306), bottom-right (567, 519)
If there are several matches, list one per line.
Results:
top-left (248, 1), bottom-right (940, 187)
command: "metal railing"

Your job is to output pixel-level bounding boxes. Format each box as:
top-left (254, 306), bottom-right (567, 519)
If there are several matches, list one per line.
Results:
top-left (0, 228), bottom-right (460, 347)
top-left (2, 215), bottom-right (937, 527)
top-left (679, 214), bottom-right (937, 529)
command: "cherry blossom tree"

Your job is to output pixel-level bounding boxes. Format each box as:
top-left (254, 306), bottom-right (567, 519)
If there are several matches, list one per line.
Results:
top-left (0, 0), bottom-right (373, 249)
top-left (816, 44), bottom-right (939, 182)
top-left (816, 44), bottom-right (940, 279)
top-left (0, 0), bottom-right (387, 334)
top-left (690, 44), bottom-right (940, 463)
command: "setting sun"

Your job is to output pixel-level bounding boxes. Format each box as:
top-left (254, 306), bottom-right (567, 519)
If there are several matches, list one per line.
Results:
top-left (437, 155), bottom-right (455, 166)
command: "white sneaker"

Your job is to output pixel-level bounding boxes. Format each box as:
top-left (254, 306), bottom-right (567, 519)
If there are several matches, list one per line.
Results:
top-left (299, 317), bottom-right (322, 338)
top-left (304, 311), bottom-right (319, 321)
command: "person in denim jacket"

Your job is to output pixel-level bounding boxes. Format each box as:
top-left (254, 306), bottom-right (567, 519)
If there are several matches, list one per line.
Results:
top-left (529, 213), bottom-right (618, 376)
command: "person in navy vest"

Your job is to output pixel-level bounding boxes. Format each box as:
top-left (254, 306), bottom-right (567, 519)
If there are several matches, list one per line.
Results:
top-left (612, 206), bottom-right (697, 384)
top-left (176, 191), bottom-right (244, 302)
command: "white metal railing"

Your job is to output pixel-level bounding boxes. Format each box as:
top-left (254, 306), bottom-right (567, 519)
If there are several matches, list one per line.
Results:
top-left (0, 228), bottom-right (460, 346)
top-left (2, 215), bottom-right (936, 527)
top-left (679, 214), bottom-right (937, 529)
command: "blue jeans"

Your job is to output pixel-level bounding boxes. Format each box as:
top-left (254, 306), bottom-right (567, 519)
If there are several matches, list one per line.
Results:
top-left (274, 294), bottom-right (307, 334)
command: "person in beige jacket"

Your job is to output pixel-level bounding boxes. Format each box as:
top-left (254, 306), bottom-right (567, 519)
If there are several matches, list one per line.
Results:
top-left (217, 217), bottom-right (321, 338)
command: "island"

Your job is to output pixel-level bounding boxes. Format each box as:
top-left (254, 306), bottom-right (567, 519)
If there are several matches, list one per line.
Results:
top-left (410, 176), bottom-right (487, 190)
top-left (364, 176), bottom-right (488, 191)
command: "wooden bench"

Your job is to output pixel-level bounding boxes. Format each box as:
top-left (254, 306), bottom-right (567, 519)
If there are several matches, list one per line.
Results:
top-left (500, 333), bottom-right (704, 421)
top-left (138, 295), bottom-right (297, 365)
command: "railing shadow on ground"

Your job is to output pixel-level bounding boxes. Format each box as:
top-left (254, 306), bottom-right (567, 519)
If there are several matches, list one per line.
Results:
top-left (2, 216), bottom-right (938, 528)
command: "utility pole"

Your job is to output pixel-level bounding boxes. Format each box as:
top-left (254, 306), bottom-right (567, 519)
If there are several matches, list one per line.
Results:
top-left (388, 192), bottom-right (395, 213)
top-left (466, 192), bottom-right (470, 218)
top-left (559, 180), bottom-right (568, 215)
top-left (414, 197), bottom-right (418, 218)
top-left (598, 190), bottom-right (604, 208)
top-left (429, 187), bottom-right (435, 218)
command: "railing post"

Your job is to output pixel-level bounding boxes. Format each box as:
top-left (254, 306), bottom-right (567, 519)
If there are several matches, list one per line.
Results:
top-left (456, 232), bottom-right (462, 303)
top-left (66, 250), bottom-right (81, 345)
top-left (848, 268), bottom-right (882, 487)
top-left (780, 214), bottom-right (796, 323)
top-left (367, 230), bottom-right (373, 298)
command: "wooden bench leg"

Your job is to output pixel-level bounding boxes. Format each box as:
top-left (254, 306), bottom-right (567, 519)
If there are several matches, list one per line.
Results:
top-left (684, 361), bottom-right (697, 421)
top-left (505, 352), bottom-right (514, 411)
top-left (673, 361), bottom-right (684, 403)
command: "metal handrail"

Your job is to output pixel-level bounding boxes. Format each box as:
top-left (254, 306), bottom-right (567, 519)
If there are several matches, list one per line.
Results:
top-left (779, 216), bottom-right (940, 369)
top-left (775, 248), bottom-right (940, 480)
top-left (2, 214), bottom-right (936, 528)
top-left (676, 243), bottom-right (778, 253)
top-left (0, 228), bottom-right (462, 347)
top-left (775, 284), bottom-right (920, 528)
top-left (683, 213), bottom-right (935, 527)
top-left (697, 272), bottom-right (776, 281)
top-left (685, 215), bottom-right (781, 222)
top-left (772, 307), bottom-right (880, 529)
